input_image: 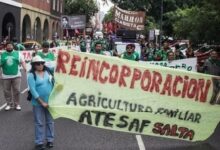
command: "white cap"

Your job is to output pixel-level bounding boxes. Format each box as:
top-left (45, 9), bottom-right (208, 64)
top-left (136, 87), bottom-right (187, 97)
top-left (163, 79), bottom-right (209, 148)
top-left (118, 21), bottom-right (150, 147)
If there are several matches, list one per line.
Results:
top-left (140, 35), bottom-right (145, 39)
top-left (31, 55), bottom-right (45, 63)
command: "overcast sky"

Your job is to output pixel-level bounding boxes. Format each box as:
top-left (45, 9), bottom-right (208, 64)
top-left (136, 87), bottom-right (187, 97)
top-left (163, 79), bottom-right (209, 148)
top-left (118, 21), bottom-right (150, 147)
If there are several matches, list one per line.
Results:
top-left (98, 0), bottom-right (114, 13)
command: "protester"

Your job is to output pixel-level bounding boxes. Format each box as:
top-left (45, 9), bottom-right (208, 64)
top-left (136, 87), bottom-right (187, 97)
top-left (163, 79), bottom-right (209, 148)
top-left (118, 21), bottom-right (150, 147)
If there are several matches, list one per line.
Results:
top-left (27, 56), bottom-right (54, 150)
top-left (0, 42), bottom-right (26, 111)
top-left (121, 44), bottom-right (137, 61)
top-left (154, 42), bottom-right (171, 61)
top-left (65, 40), bottom-right (72, 50)
top-left (186, 47), bottom-right (195, 58)
top-left (32, 44), bottom-right (40, 57)
top-left (99, 37), bottom-right (109, 51)
top-left (80, 39), bottom-right (87, 52)
top-left (50, 37), bottom-right (60, 48)
top-left (167, 51), bottom-right (175, 62)
top-left (72, 39), bottom-right (80, 51)
top-left (12, 38), bottom-right (25, 51)
top-left (91, 41), bottom-right (105, 55)
top-left (38, 42), bottom-right (55, 61)
top-left (37, 41), bottom-right (55, 71)
top-left (131, 44), bottom-right (140, 61)
top-left (174, 44), bottom-right (185, 59)
top-left (142, 43), bottom-right (156, 61)
top-left (201, 50), bottom-right (220, 75)
top-left (199, 50), bottom-right (220, 104)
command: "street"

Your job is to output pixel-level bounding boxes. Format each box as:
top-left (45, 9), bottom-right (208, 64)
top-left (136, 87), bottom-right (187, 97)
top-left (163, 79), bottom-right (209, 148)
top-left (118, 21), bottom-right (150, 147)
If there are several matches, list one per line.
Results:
top-left (0, 71), bottom-right (220, 150)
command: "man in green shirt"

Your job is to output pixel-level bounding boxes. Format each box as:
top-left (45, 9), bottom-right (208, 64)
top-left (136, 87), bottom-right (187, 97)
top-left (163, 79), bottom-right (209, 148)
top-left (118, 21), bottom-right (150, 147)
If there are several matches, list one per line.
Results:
top-left (154, 42), bottom-right (172, 61)
top-left (80, 39), bottom-right (87, 52)
top-left (0, 42), bottom-right (26, 111)
top-left (12, 38), bottom-right (25, 51)
top-left (121, 44), bottom-right (137, 61)
top-left (91, 41), bottom-right (105, 55)
top-left (130, 44), bottom-right (140, 61)
top-left (37, 42), bottom-right (55, 71)
top-left (90, 38), bottom-right (99, 53)
top-left (99, 38), bottom-right (109, 51)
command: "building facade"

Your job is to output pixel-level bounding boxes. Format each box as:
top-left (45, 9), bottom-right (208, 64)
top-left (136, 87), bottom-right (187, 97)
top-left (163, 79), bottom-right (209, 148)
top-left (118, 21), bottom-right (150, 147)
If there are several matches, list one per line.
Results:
top-left (0, 0), bottom-right (64, 42)
top-left (0, 0), bottom-right (21, 42)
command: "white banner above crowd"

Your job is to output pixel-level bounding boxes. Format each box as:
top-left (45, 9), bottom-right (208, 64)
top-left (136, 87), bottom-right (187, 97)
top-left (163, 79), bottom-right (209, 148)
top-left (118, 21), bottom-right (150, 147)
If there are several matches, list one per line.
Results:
top-left (140, 58), bottom-right (198, 72)
top-left (21, 48), bottom-right (197, 73)
top-left (114, 6), bottom-right (145, 31)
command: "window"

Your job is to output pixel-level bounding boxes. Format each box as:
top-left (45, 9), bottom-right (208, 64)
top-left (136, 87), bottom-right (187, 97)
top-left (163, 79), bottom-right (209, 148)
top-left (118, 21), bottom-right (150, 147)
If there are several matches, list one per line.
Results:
top-left (53, 0), bottom-right (56, 10)
top-left (57, 0), bottom-right (60, 11)
top-left (60, 2), bottom-right (63, 13)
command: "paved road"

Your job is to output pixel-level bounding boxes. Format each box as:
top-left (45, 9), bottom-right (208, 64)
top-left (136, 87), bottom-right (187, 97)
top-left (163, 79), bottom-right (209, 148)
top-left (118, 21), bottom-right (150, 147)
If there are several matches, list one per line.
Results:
top-left (0, 72), bottom-right (220, 150)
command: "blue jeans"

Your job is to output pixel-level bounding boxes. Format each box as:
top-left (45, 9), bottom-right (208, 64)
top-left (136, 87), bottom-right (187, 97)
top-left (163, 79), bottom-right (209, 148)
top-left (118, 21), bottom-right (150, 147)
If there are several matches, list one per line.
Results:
top-left (33, 106), bottom-right (54, 145)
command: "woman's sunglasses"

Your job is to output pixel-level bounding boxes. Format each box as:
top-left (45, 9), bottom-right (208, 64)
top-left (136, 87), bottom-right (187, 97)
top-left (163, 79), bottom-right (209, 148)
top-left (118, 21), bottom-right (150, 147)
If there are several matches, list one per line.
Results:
top-left (35, 62), bottom-right (45, 66)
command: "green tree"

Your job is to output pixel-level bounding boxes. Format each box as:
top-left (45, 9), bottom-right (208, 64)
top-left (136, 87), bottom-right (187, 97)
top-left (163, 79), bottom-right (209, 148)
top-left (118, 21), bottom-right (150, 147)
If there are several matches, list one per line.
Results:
top-left (102, 7), bottom-right (114, 23)
top-left (172, 0), bottom-right (220, 44)
top-left (64, 0), bottom-right (99, 22)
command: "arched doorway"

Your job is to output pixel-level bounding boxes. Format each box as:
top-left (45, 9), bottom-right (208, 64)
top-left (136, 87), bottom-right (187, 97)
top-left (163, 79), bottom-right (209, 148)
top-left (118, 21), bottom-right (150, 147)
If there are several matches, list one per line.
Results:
top-left (43, 19), bottom-right (49, 40)
top-left (34, 17), bottom-right (41, 42)
top-left (2, 13), bottom-right (16, 41)
top-left (22, 14), bottom-right (31, 42)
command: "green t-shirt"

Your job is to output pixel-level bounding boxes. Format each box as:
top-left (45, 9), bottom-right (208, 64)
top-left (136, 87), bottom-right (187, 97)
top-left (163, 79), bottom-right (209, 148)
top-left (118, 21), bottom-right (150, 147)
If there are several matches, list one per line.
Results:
top-left (90, 50), bottom-right (105, 55)
top-left (100, 39), bottom-right (109, 51)
top-left (154, 49), bottom-right (171, 61)
top-left (121, 52), bottom-right (136, 61)
top-left (90, 40), bottom-right (98, 52)
top-left (80, 40), bottom-right (87, 52)
top-left (147, 48), bottom-right (156, 61)
top-left (133, 51), bottom-right (140, 61)
top-left (14, 43), bottom-right (25, 51)
top-left (0, 50), bottom-right (21, 76)
top-left (37, 52), bottom-right (55, 61)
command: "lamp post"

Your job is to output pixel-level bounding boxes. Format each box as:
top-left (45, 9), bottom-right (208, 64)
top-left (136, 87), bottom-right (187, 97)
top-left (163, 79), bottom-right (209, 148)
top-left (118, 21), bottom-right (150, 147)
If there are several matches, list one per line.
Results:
top-left (6, 23), bottom-right (13, 41)
top-left (159, 0), bottom-right (163, 49)
top-left (35, 21), bottom-right (37, 40)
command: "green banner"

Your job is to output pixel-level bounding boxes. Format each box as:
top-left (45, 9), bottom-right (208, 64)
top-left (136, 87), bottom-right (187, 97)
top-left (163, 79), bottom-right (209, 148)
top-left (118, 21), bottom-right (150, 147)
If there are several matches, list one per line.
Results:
top-left (49, 50), bottom-right (220, 142)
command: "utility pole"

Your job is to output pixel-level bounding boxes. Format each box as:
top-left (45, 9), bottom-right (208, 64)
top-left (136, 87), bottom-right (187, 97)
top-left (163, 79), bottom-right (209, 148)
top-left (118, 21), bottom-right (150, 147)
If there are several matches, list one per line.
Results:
top-left (159, 0), bottom-right (163, 49)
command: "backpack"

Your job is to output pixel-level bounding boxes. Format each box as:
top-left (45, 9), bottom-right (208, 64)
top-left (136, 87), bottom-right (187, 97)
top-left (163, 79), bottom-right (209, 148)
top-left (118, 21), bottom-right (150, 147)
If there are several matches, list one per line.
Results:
top-left (27, 67), bottom-right (54, 101)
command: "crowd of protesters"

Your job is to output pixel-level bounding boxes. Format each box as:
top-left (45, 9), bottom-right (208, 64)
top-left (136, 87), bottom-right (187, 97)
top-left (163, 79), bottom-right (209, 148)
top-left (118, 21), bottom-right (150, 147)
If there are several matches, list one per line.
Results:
top-left (1, 33), bottom-right (219, 73)
top-left (0, 33), bottom-right (220, 150)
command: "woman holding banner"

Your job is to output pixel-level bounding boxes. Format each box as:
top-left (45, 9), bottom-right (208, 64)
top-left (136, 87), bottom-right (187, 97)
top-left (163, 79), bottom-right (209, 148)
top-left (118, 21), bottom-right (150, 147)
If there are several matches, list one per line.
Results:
top-left (27, 56), bottom-right (54, 150)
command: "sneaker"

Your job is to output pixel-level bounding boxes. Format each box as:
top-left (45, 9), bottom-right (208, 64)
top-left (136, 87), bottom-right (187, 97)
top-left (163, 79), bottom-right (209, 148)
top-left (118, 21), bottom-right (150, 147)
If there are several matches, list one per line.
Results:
top-left (4, 105), bottom-right (11, 111)
top-left (35, 144), bottom-right (45, 150)
top-left (15, 105), bottom-right (21, 111)
top-left (46, 142), bottom-right (54, 148)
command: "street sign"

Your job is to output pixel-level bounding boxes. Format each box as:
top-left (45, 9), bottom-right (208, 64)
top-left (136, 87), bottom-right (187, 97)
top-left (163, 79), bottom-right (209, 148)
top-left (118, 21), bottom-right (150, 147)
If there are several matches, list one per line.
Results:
top-left (149, 30), bottom-right (155, 41)
top-left (155, 29), bottom-right (160, 36)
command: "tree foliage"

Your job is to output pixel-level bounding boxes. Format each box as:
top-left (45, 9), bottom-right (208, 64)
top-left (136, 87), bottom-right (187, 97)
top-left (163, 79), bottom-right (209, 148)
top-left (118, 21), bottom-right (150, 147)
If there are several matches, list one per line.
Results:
top-left (102, 7), bottom-right (114, 23)
top-left (64, 0), bottom-right (99, 23)
top-left (105, 0), bottom-right (220, 44)
top-left (173, 0), bottom-right (220, 44)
